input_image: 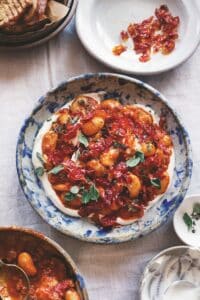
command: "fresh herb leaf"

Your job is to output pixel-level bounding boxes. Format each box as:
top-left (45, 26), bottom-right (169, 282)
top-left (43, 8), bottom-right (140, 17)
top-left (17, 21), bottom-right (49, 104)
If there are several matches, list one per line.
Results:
top-left (126, 156), bottom-right (141, 168)
top-left (183, 213), bottom-right (193, 230)
top-left (36, 152), bottom-right (45, 164)
top-left (136, 151), bottom-right (145, 162)
top-left (70, 116), bottom-right (79, 125)
top-left (78, 133), bottom-right (89, 147)
top-left (35, 167), bottom-right (44, 177)
top-left (113, 141), bottom-right (126, 149)
top-left (70, 185), bottom-right (80, 194)
top-left (82, 190), bottom-right (91, 204)
top-left (126, 151), bottom-right (144, 167)
top-left (64, 192), bottom-right (76, 202)
top-left (48, 165), bottom-right (64, 175)
top-left (81, 185), bottom-right (99, 204)
top-left (89, 185), bottom-right (99, 201)
top-left (150, 178), bottom-right (161, 189)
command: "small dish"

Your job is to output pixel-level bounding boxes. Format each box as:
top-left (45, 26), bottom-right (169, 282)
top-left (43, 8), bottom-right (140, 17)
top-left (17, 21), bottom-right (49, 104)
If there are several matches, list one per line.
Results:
top-left (173, 195), bottom-right (200, 247)
top-left (76, 0), bottom-right (200, 75)
top-left (0, 0), bottom-right (78, 50)
top-left (140, 246), bottom-right (200, 300)
top-left (0, 226), bottom-right (88, 300)
top-left (16, 73), bottom-right (192, 243)
top-left (139, 246), bottom-right (200, 300)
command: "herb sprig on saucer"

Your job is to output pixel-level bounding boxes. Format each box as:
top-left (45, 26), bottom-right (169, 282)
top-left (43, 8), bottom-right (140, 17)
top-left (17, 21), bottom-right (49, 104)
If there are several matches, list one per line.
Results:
top-left (183, 203), bottom-right (200, 233)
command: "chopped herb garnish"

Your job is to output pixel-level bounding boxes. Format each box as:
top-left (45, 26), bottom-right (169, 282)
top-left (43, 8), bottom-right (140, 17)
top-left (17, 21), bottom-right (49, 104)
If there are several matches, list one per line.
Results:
top-left (126, 156), bottom-right (141, 168)
top-left (113, 141), bottom-right (126, 149)
top-left (89, 185), bottom-right (99, 200)
top-left (70, 116), bottom-right (79, 125)
top-left (78, 133), bottom-right (89, 147)
top-left (183, 203), bottom-right (200, 233)
top-left (82, 190), bottom-right (91, 204)
top-left (64, 192), bottom-right (77, 202)
top-left (136, 151), bottom-right (145, 162)
top-left (54, 124), bottom-right (66, 134)
top-left (126, 151), bottom-right (144, 167)
top-left (150, 178), bottom-right (161, 189)
top-left (35, 167), bottom-right (44, 177)
top-left (36, 152), bottom-right (45, 164)
top-left (48, 165), bottom-right (64, 175)
top-left (183, 213), bottom-right (193, 230)
top-left (81, 185), bottom-right (99, 204)
top-left (70, 186), bottom-right (80, 194)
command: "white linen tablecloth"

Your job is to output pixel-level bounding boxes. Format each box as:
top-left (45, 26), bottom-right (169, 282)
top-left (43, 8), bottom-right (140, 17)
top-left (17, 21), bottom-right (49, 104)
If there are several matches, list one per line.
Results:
top-left (0, 20), bottom-right (200, 300)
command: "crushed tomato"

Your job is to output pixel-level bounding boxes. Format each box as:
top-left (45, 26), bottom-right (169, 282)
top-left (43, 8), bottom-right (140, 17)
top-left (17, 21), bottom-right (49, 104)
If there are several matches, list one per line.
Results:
top-left (113, 5), bottom-right (180, 62)
top-left (40, 94), bottom-right (173, 228)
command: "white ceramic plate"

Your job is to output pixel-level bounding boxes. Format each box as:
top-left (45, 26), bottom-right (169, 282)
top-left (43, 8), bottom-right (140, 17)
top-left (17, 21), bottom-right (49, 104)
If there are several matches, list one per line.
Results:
top-left (76, 0), bottom-right (200, 75)
top-left (173, 195), bottom-right (200, 247)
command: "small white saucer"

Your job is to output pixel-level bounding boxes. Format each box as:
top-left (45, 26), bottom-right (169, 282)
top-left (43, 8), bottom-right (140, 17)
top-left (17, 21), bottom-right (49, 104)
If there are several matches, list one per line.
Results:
top-left (76, 0), bottom-right (200, 75)
top-left (173, 195), bottom-right (200, 247)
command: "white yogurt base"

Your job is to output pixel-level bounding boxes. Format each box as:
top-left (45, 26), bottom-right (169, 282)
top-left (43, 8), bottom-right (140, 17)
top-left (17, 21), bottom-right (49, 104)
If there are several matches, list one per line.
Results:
top-left (32, 93), bottom-right (174, 225)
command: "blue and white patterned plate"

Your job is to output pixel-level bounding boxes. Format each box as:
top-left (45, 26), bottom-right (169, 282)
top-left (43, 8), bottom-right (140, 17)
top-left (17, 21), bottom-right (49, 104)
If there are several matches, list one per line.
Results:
top-left (16, 73), bottom-right (193, 244)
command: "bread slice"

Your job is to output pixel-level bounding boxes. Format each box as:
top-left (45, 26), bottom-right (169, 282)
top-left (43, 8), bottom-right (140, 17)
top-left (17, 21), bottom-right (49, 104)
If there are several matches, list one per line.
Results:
top-left (0, 0), bottom-right (32, 27)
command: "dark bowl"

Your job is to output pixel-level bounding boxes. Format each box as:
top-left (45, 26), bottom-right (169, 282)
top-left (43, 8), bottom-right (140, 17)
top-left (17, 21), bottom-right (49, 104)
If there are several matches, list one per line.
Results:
top-left (0, 226), bottom-right (89, 300)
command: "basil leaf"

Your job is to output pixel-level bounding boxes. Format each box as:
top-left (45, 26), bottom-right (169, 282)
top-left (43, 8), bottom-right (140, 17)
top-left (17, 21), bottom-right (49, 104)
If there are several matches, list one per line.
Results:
top-left (35, 167), bottom-right (44, 177)
top-left (36, 152), bottom-right (45, 164)
top-left (48, 165), bottom-right (64, 175)
top-left (135, 151), bottom-right (145, 162)
top-left (183, 213), bottom-right (193, 230)
top-left (150, 178), bottom-right (161, 189)
top-left (70, 116), bottom-right (79, 125)
top-left (78, 133), bottom-right (89, 147)
top-left (89, 185), bottom-right (99, 201)
top-left (126, 151), bottom-right (144, 167)
top-left (126, 156), bottom-right (141, 168)
top-left (64, 192), bottom-right (76, 202)
top-left (82, 190), bottom-right (91, 204)
top-left (81, 185), bottom-right (99, 204)
top-left (70, 186), bottom-right (80, 194)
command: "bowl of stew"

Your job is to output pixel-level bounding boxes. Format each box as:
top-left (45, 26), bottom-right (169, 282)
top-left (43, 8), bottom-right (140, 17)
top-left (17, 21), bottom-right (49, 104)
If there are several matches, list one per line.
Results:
top-left (0, 226), bottom-right (88, 300)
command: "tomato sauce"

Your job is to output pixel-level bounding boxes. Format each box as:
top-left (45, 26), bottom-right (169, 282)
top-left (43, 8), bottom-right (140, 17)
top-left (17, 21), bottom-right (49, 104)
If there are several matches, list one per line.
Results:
top-left (0, 231), bottom-right (79, 300)
top-left (40, 96), bottom-right (173, 228)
